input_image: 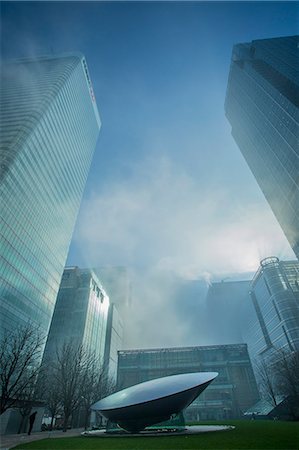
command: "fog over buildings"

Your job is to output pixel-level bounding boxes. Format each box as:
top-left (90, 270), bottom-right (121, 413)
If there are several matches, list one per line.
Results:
top-left (68, 153), bottom-right (295, 349)
top-left (1, 2), bottom-right (297, 351)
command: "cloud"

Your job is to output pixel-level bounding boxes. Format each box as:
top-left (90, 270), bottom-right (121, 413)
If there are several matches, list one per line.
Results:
top-left (113, 266), bottom-right (210, 349)
top-left (71, 155), bottom-right (294, 348)
top-left (75, 154), bottom-right (293, 274)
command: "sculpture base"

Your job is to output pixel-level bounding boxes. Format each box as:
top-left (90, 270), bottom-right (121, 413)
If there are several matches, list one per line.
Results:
top-left (106, 411), bottom-right (185, 434)
top-left (82, 424), bottom-right (235, 438)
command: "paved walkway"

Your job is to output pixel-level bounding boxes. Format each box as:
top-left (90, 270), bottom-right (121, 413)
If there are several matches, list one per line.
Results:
top-left (0, 428), bottom-right (84, 450)
top-left (1, 425), bottom-right (235, 448)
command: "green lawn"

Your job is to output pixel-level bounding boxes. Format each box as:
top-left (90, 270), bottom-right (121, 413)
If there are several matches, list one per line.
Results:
top-left (13, 420), bottom-right (299, 450)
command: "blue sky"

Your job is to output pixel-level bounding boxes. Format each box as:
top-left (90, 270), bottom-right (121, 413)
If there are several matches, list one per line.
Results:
top-left (2, 1), bottom-right (298, 346)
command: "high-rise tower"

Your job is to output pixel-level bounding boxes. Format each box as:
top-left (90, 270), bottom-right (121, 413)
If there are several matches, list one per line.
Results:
top-left (42, 267), bottom-right (109, 363)
top-left (244, 257), bottom-right (299, 363)
top-left (225, 36), bottom-right (299, 259)
top-left (205, 280), bottom-right (252, 344)
top-left (0, 54), bottom-right (101, 337)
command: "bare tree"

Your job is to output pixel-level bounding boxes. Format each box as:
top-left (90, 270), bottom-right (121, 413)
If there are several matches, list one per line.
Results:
top-left (274, 348), bottom-right (299, 419)
top-left (256, 357), bottom-right (278, 407)
top-left (79, 361), bottom-right (101, 430)
top-left (38, 368), bottom-right (62, 430)
top-left (80, 363), bottom-right (115, 430)
top-left (42, 342), bottom-right (116, 431)
top-left (0, 324), bottom-right (45, 415)
top-left (54, 342), bottom-right (93, 432)
top-left (17, 379), bottom-right (37, 434)
top-left (256, 348), bottom-right (299, 419)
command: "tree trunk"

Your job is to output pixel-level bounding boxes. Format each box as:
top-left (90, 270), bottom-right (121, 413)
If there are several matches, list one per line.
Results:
top-left (63, 411), bottom-right (70, 432)
top-left (50, 414), bottom-right (55, 430)
top-left (84, 409), bottom-right (90, 430)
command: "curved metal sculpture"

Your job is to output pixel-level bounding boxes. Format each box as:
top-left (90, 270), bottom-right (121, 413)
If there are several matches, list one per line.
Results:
top-left (91, 372), bottom-right (218, 433)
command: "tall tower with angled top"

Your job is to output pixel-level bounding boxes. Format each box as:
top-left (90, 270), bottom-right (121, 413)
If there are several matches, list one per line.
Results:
top-left (0, 53), bottom-right (101, 338)
top-left (225, 36), bottom-right (299, 259)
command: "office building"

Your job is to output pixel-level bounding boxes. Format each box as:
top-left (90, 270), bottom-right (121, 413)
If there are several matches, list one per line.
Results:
top-left (43, 267), bottom-right (109, 362)
top-left (95, 267), bottom-right (130, 349)
top-left (104, 303), bottom-right (124, 382)
top-left (225, 36), bottom-right (299, 259)
top-left (205, 280), bottom-right (252, 344)
top-left (94, 267), bottom-right (131, 315)
top-left (244, 257), bottom-right (299, 365)
top-left (0, 54), bottom-right (101, 338)
top-left (117, 344), bottom-right (259, 420)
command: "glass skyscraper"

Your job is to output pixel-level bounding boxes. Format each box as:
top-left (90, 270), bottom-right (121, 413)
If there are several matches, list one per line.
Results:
top-left (42, 267), bottom-right (109, 363)
top-left (205, 280), bottom-right (252, 344)
top-left (104, 303), bottom-right (124, 382)
top-left (225, 36), bottom-right (299, 259)
top-left (244, 257), bottom-right (299, 364)
top-left (0, 54), bottom-right (101, 337)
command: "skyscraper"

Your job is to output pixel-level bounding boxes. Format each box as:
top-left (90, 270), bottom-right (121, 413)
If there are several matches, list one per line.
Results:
top-left (104, 303), bottom-right (124, 382)
top-left (225, 36), bottom-right (299, 259)
top-left (205, 280), bottom-right (252, 344)
top-left (94, 267), bottom-right (131, 348)
top-left (0, 54), bottom-right (101, 337)
top-left (244, 257), bottom-right (299, 364)
top-left (42, 267), bottom-right (109, 362)
top-left (94, 267), bottom-right (132, 315)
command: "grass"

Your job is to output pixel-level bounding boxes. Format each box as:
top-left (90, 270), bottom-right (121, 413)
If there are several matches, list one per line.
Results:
top-left (12, 420), bottom-right (299, 450)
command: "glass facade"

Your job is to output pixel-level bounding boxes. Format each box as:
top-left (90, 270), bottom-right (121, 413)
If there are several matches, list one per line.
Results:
top-left (206, 280), bottom-right (252, 344)
top-left (244, 257), bottom-right (299, 365)
top-left (42, 267), bottom-right (109, 362)
top-left (94, 266), bottom-right (131, 351)
top-left (104, 304), bottom-right (124, 382)
top-left (117, 344), bottom-right (259, 420)
top-left (94, 267), bottom-right (132, 314)
top-left (225, 36), bottom-right (299, 259)
top-left (0, 54), bottom-right (101, 338)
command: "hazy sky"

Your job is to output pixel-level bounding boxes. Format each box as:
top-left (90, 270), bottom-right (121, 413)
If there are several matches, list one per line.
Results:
top-left (2, 1), bottom-right (297, 347)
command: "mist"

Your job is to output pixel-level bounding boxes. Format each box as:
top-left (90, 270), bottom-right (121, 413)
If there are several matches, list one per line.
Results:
top-left (69, 155), bottom-right (295, 349)
top-left (2, 1), bottom-right (296, 351)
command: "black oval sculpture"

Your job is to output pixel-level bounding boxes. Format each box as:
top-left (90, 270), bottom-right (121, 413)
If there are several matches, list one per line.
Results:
top-left (91, 372), bottom-right (218, 433)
